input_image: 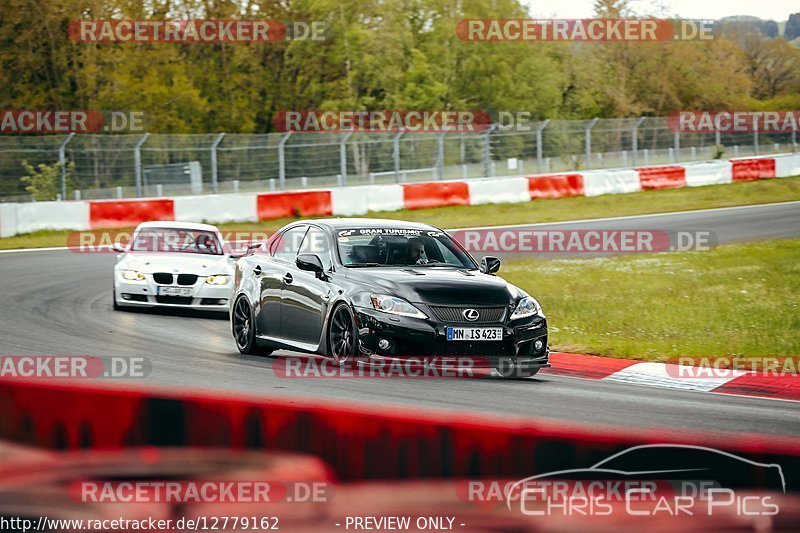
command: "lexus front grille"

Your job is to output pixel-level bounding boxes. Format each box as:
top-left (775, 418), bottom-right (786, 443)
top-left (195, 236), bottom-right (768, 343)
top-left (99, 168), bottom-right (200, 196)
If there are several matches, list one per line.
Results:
top-left (428, 305), bottom-right (506, 323)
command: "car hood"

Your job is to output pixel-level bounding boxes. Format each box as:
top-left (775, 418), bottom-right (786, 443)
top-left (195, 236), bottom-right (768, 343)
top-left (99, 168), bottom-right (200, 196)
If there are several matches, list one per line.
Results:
top-left (116, 252), bottom-right (233, 276)
top-left (345, 267), bottom-right (524, 305)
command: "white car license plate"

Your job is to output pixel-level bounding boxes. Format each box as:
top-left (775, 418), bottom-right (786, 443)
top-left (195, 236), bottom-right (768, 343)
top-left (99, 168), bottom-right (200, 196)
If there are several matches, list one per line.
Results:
top-left (446, 327), bottom-right (502, 341)
top-left (157, 286), bottom-right (193, 297)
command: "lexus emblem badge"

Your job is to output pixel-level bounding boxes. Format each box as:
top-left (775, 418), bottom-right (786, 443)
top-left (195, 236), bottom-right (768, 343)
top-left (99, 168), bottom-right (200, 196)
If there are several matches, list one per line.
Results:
top-left (463, 308), bottom-right (479, 321)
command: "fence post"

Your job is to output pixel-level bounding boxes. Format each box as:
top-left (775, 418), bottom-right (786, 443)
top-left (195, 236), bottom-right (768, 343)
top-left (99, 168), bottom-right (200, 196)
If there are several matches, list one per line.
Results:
top-left (585, 118), bottom-right (598, 170)
top-left (482, 125), bottom-right (495, 177)
top-left (210, 133), bottom-right (225, 194)
top-left (792, 130), bottom-right (797, 154)
top-left (437, 132), bottom-right (446, 179)
top-left (278, 132), bottom-right (292, 190)
top-left (134, 133), bottom-right (150, 198)
top-left (340, 130), bottom-right (353, 186)
top-left (58, 133), bottom-right (75, 201)
top-left (536, 120), bottom-right (549, 173)
top-left (393, 130), bottom-right (404, 182)
top-left (674, 131), bottom-right (680, 162)
top-left (715, 129), bottom-right (721, 152)
top-left (754, 129), bottom-right (759, 156)
top-left (631, 117), bottom-right (645, 166)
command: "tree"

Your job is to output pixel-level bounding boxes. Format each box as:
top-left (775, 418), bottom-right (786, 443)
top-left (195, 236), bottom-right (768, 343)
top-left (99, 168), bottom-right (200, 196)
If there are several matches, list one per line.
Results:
top-left (742, 36), bottom-right (800, 99)
top-left (20, 160), bottom-right (73, 201)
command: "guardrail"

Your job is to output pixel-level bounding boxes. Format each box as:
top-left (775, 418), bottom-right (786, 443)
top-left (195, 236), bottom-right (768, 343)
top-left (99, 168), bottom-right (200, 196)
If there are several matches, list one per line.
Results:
top-left (1, 116), bottom-right (797, 202)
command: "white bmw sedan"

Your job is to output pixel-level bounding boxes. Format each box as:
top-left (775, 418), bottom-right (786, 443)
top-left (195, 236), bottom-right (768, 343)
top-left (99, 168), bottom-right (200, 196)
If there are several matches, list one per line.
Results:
top-left (113, 221), bottom-right (238, 312)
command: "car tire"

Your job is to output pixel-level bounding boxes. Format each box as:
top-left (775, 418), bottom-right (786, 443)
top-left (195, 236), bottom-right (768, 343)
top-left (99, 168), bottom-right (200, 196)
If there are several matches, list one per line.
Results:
top-left (232, 295), bottom-right (274, 356)
top-left (511, 367), bottom-right (540, 379)
top-left (494, 359), bottom-right (540, 379)
top-left (113, 288), bottom-right (120, 310)
top-left (327, 303), bottom-right (360, 365)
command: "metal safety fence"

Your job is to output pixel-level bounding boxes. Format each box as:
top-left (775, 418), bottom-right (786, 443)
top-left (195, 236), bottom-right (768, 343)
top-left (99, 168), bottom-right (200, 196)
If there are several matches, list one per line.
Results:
top-left (0, 117), bottom-right (796, 202)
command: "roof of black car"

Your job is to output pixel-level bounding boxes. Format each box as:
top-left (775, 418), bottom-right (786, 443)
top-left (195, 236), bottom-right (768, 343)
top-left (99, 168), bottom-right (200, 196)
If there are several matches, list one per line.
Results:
top-left (306, 218), bottom-right (439, 231)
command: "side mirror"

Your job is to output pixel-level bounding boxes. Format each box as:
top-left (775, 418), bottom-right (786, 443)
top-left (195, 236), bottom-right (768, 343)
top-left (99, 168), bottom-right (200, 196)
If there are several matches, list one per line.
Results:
top-left (480, 256), bottom-right (501, 274)
top-left (229, 253), bottom-right (244, 260)
top-left (297, 253), bottom-right (325, 274)
top-left (111, 242), bottom-right (126, 253)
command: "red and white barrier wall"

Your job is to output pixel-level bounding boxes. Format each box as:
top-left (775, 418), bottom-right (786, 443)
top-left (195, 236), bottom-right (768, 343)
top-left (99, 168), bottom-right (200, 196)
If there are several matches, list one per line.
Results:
top-left (1, 153), bottom-right (797, 238)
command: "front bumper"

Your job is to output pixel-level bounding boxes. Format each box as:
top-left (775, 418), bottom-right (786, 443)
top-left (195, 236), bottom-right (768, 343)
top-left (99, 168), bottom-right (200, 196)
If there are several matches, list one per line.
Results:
top-left (115, 276), bottom-right (232, 311)
top-left (353, 305), bottom-right (549, 370)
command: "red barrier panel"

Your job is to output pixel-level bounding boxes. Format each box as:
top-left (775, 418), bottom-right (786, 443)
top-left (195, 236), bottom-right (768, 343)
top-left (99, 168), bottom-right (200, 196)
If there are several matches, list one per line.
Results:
top-left (1, 379), bottom-right (799, 488)
top-left (528, 174), bottom-right (585, 199)
top-left (257, 191), bottom-right (332, 220)
top-left (402, 182), bottom-right (470, 209)
top-left (637, 166), bottom-right (687, 190)
top-left (0, 381), bottom-right (146, 449)
top-left (89, 199), bottom-right (174, 229)
top-left (732, 158), bottom-right (776, 181)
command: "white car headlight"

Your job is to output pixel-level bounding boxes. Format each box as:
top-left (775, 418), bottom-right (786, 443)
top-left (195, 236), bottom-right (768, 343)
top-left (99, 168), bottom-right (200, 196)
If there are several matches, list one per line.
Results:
top-left (370, 295), bottom-right (427, 319)
top-left (121, 270), bottom-right (146, 281)
top-left (205, 275), bottom-right (229, 285)
top-left (510, 296), bottom-right (542, 320)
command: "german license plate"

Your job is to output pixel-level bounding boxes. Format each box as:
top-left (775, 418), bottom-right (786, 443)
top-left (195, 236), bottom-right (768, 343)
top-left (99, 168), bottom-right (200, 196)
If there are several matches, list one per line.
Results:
top-left (157, 286), bottom-right (193, 296)
top-left (446, 327), bottom-right (502, 341)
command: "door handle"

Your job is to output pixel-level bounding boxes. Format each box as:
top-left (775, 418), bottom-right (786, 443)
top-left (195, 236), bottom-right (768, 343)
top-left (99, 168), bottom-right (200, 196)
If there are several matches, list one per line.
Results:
top-left (283, 273), bottom-right (293, 284)
top-left (253, 265), bottom-right (262, 275)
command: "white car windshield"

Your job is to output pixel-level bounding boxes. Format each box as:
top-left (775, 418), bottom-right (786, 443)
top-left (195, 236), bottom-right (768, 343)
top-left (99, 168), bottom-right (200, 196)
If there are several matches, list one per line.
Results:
top-left (129, 228), bottom-right (223, 255)
top-left (337, 228), bottom-right (475, 268)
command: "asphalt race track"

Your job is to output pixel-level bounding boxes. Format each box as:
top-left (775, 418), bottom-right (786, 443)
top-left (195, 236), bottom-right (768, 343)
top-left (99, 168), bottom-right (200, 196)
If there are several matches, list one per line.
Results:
top-left (1, 202), bottom-right (799, 438)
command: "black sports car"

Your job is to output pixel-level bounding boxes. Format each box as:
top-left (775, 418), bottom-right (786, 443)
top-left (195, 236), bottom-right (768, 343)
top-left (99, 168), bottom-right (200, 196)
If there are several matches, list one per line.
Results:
top-left (230, 218), bottom-right (549, 378)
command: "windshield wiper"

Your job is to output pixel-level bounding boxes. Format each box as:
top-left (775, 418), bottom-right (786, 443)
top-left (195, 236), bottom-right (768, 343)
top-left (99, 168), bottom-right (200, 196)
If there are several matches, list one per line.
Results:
top-left (346, 263), bottom-right (385, 267)
top-left (411, 263), bottom-right (474, 269)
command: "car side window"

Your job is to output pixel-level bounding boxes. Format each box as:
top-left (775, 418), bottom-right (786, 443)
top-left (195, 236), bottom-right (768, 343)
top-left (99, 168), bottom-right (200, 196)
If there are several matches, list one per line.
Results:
top-left (430, 238), bottom-right (461, 264)
top-left (270, 226), bottom-right (308, 262)
top-left (298, 227), bottom-right (332, 270)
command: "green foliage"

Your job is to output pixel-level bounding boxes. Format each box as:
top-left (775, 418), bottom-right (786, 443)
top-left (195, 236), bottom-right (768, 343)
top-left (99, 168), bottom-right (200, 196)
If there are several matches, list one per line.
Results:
top-left (20, 160), bottom-right (73, 201)
top-left (0, 0), bottom-right (797, 132)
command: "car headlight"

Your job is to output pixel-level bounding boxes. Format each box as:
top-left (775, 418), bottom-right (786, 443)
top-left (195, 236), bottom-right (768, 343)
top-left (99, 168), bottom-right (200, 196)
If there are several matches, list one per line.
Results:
top-left (510, 296), bottom-right (542, 320)
top-left (121, 270), bottom-right (146, 281)
top-left (370, 295), bottom-right (427, 319)
top-left (205, 275), bottom-right (229, 285)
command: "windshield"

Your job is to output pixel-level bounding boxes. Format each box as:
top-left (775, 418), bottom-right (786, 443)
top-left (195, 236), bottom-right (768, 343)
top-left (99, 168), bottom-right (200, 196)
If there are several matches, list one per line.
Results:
top-left (336, 228), bottom-right (476, 268)
top-left (129, 228), bottom-right (223, 255)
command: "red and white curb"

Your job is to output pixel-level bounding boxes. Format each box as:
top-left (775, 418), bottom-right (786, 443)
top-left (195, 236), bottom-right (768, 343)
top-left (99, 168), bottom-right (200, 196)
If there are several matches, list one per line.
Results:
top-left (544, 352), bottom-right (800, 402)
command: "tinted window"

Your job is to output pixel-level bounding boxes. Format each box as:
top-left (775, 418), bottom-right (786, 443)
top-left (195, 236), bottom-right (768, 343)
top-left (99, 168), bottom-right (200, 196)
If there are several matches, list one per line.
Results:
top-left (129, 228), bottom-right (222, 255)
top-left (298, 227), bottom-right (332, 270)
top-left (336, 228), bottom-right (475, 268)
top-left (270, 226), bottom-right (308, 262)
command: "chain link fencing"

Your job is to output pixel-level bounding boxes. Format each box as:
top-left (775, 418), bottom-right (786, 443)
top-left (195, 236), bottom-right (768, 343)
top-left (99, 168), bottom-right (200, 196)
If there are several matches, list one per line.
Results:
top-left (0, 117), bottom-right (796, 202)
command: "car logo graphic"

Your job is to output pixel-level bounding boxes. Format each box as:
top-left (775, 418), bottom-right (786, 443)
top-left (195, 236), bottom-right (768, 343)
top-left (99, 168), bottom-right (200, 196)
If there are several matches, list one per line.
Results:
top-left (463, 308), bottom-right (479, 321)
